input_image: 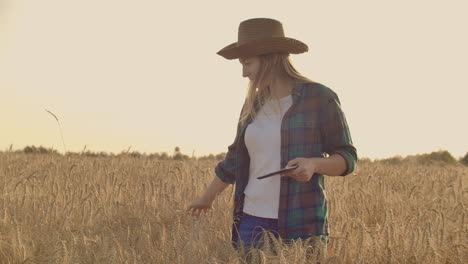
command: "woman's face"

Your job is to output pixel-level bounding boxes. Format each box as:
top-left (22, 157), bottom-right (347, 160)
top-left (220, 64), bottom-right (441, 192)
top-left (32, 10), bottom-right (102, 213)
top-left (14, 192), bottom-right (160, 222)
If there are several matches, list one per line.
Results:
top-left (239, 56), bottom-right (260, 81)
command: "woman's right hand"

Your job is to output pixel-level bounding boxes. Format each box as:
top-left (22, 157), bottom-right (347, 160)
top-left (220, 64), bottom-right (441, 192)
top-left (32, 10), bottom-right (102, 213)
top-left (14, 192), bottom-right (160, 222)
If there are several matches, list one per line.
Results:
top-left (187, 197), bottom-right (214, 217)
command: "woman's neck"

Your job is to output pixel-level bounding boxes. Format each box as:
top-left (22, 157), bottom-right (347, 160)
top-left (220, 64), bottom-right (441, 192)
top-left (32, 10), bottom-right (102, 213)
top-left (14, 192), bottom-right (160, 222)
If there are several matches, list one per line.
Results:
top-left (268, 78), bottom-right (295, 100)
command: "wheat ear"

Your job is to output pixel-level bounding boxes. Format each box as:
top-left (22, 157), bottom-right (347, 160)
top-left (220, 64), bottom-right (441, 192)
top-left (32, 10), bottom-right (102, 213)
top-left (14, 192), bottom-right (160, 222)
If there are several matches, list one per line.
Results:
top-left (45, 109), bottom-right (67, 153)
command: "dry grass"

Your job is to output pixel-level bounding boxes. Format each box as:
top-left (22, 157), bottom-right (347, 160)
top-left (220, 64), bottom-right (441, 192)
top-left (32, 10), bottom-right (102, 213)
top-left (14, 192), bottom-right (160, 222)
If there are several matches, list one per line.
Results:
top-left (0, 152), bottom-right (466, 263)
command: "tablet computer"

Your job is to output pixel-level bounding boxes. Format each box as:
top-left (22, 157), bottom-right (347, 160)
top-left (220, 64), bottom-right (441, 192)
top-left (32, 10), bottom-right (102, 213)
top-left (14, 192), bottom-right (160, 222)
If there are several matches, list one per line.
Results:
top-left (256, 164), bottom-right (299, 179)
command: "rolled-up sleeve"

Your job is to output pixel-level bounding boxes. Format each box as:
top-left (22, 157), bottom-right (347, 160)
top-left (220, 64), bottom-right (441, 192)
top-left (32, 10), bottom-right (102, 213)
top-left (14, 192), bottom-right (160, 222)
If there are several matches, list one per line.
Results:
top-left (214, 102), bottom-right (248, 184)
top-left (320, 93), bottom-right (357, 176)
top-left (214, 140), bottom-right (237, 184)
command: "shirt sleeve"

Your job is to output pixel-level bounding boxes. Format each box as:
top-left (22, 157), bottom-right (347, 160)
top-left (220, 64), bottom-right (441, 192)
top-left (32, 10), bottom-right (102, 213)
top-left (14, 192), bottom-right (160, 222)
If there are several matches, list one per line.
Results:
top-left (214, 140), bottom-right (238, 184)
top-left (214, 102), bottom-right (247, 184)
top-left (320, 92), bottom-right (357, 176)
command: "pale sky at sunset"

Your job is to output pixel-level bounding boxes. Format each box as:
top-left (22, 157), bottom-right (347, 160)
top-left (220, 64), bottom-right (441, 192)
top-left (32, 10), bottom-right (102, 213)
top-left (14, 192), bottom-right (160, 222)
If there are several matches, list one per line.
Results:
top-left (1, 0), bottom-right (467, 159)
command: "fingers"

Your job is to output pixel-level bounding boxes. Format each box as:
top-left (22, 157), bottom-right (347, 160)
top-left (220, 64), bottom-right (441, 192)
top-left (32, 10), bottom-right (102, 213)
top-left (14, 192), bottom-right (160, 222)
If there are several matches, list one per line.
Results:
top-left (283, 170), bottom-right (310, 182)
top-left (281, 166), bottom-right (301, 178)
top-left (187, 206), bottom-right (210, 217)
top-left (286, 158), bottom-right (299, 167)
top-left (188, 207), bottom-right (200, 217)
top-left (194, 208), bottom-right (209, 217)
top-left (191, 208), bottom-right (201, 217)
top-left (186, 204), bottom-right (197, 216)
top-left (283, 168), bottom-right (304, 178)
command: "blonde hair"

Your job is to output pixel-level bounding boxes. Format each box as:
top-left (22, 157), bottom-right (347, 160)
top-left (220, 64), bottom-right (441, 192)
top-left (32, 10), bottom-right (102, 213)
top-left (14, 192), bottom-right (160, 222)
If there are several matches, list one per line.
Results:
top-left (239, 53), bottom-right (314, 126)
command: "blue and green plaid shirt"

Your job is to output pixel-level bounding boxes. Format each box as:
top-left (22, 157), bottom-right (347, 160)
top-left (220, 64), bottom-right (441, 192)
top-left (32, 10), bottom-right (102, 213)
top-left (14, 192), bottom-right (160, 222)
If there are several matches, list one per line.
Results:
top-left (215, 81), bottom-right (357, 242)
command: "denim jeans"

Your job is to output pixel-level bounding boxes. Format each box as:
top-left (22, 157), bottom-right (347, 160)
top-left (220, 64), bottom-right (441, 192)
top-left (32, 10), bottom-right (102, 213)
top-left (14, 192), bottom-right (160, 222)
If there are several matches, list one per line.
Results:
top-left (236, 212), bottom-right (328, 262)
top-left (237, 212), bottom-right (280, 249)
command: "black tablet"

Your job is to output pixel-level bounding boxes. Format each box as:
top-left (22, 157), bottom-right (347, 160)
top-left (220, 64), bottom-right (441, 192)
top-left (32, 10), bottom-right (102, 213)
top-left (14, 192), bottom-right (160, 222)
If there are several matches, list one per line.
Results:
top-left (256, 164), bottom-right (299, 179)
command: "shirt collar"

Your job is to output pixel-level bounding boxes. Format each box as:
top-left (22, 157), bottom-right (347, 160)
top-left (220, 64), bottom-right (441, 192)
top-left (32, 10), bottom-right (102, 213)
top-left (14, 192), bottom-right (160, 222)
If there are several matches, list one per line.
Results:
top-left (244, 82), bottom-right (304, 127)
top-left (253, 82), bottom-right (304, 109)
top-left (291, 82), bottom-right (305, 103)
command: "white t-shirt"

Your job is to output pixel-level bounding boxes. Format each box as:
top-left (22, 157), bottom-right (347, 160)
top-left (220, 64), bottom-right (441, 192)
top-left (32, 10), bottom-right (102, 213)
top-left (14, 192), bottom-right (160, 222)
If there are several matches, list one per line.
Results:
top-left (243, 95), bottom-right (293, 219)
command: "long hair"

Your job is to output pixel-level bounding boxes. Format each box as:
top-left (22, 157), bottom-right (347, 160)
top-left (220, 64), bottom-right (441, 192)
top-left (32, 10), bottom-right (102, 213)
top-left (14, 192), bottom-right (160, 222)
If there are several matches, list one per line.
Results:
top-left (239, 53), bottom-right (315, 127)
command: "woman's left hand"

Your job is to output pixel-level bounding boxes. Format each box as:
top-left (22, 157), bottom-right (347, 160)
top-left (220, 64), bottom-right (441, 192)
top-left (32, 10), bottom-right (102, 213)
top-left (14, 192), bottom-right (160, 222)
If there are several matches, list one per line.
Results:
top-left (281, 157), bottom-right (318, 182)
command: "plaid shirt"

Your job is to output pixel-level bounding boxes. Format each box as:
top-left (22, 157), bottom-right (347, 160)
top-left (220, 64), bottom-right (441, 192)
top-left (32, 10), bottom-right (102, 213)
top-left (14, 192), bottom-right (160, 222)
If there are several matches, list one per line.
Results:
top-left (215, 81), bottom-right (357, 242)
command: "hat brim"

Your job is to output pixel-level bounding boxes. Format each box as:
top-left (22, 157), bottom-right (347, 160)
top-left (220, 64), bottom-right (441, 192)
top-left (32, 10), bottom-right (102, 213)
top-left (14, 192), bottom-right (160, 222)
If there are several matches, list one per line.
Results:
top-left (217, 36), bottom-right (308, 60)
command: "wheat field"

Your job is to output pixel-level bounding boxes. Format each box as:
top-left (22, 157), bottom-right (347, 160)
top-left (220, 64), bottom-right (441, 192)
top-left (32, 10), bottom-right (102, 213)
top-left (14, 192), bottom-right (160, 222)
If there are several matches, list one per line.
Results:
top-left (0, 152), bottom-right (466, 263)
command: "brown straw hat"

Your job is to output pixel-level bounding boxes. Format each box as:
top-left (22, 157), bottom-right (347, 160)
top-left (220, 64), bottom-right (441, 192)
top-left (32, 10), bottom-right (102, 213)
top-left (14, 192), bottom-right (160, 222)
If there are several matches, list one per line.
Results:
top-left (217, 18), bottom-right (308, 60)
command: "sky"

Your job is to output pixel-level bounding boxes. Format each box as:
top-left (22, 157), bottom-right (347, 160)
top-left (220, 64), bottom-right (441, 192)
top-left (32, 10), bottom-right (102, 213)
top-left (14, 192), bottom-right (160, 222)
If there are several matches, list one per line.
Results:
top-left (1, 0), bottom-right (467, 159)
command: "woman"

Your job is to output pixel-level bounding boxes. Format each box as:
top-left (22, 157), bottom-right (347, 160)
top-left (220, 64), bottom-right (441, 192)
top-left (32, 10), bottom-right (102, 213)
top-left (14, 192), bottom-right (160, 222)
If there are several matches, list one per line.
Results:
top-left (188, 18), bottom-right (357, 260)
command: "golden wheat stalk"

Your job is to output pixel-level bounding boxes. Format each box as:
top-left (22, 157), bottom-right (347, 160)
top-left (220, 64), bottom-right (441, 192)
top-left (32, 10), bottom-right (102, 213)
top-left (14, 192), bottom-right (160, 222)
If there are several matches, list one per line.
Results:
top-left (45, 108), bottom-right (67, 153)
